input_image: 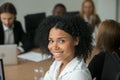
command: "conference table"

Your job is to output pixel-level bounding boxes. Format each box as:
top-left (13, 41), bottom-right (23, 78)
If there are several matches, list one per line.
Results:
top-left (4, 58), bottom-right (53, 80)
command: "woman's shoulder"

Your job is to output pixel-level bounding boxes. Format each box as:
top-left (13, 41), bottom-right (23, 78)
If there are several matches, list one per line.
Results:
top-left (76, 59), bottom-right (91, 74)
top-left (14, 20), bottom-right (22, 26)
top-left (94, 14), bottom-right (100, 18)
top-left (13, 20), bottom-right (23, 30)
top-left (94, 14), bottom-right (101, 21)
top-left (95, 52), bottom-right (106, 59)
top-left (90, 52), bottom-right (106, 64)
top-left (72, 59), bottom-right (92, 80)
top-left (88, 51), bottom-right (106, 68)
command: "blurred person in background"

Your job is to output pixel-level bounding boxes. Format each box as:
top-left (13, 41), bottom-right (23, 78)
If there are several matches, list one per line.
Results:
top-left (52, 3), bottom-right (67, 16)
top-left (0, 2), bottom-right (32, 54)
top-left (80, 0), bottom-right (101, 32)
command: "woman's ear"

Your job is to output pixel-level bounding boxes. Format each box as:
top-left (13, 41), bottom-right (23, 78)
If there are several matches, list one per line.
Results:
top-left (74, 37), bottom-right (79, 46)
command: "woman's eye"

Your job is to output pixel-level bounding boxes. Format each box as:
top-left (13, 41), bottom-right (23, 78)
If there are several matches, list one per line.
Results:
top-left (59, 39), bottom-right (65, 43)
top-left (48, 39), bottom-right (53, 44)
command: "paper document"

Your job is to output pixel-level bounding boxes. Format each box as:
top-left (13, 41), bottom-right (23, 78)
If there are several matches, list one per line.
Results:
top-left (17, 51), bottom-right (51, 62)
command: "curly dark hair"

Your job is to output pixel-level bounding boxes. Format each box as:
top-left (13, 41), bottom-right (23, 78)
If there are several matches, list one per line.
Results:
top-left (34, 16), bottom-right (60, 53)
top-left (35, 15), bottom-right (93, 60)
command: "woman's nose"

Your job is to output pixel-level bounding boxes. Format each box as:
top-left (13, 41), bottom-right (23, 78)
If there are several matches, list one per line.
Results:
top-left (53, 42), bottom-right (59, 50)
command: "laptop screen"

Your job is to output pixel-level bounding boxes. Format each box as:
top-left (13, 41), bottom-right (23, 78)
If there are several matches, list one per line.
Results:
top-left (0, 59), bottom-right (5, 80)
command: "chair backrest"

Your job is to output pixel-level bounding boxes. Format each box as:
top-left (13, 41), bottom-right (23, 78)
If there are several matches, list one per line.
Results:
top-left (66, 11), bottom-right (79, 16)
top-left (116, 72), bottom-right (120, 80)
top-left (24, 12), bottom-right (46, 46)
top-left (102, 52), bottom-right (120, 80)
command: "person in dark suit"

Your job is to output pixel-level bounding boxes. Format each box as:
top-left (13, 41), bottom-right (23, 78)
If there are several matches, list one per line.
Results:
top-left (0, 2), bottom-right (32, 54)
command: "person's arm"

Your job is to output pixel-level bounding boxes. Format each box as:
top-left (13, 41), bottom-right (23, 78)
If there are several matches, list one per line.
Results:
top-left (88, 52), bottom-right (105, 79)
top-left (15, 21), bottom-right (33, 52)
top-left (21, 33), bottom-right (33, 52)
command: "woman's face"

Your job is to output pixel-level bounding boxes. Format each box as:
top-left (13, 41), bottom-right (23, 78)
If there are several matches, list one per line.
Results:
top-left (0, 12), bottom-right (15, 28)
top-left (83, 1), bottom-right (93, 16)
top-left (48, 27), bottom-right (77, 62)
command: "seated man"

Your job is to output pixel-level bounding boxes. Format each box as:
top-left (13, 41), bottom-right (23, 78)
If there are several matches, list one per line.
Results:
top-left (52, 3), bottom-right (67, 16)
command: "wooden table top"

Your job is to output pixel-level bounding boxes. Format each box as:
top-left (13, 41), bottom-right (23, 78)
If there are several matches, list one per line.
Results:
top-left (4, 58), bottom-right (53, 80)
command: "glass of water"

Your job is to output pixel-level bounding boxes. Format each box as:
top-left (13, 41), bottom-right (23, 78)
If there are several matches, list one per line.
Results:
top-left (34, 67), bottom-right (44, 80)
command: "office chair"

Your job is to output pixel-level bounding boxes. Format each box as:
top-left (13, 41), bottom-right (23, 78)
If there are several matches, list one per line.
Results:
top-left (24, 12), bottom-right (46, 47)
top-left (66, 11), bottom-right (80, 16)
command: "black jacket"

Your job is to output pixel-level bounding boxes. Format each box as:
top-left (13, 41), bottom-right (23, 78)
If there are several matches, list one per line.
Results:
top-left (88, 52), bottom-right (105, 80)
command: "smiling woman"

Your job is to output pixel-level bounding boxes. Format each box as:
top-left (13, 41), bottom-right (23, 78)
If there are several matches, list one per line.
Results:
top-left (38, 15), bottom-right (93, 80)
top-left (48, 27), bottom-right (76, 62)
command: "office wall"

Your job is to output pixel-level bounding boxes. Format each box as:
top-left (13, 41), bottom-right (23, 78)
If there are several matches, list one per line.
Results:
top-left (0, 0), bottom-right (83, 31)
top-left (0, 0), bottom-right (116, 31)
top-left (97, 0), bottom-right (116, 21)
top-left (118, 0), bottom-right (120, 22)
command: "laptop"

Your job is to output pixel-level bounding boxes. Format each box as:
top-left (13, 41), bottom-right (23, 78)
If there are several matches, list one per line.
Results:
top-left (0, 59), bottom-right (5, 80)
top-left (0, 44), bottom-right (18, 65)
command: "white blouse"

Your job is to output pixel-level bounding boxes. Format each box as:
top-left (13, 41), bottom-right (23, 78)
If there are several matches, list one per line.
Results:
top-left (44, 57), bottom-right (92, 80)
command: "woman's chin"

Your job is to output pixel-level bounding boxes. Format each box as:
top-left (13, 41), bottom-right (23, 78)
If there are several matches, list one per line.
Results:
top-left (54, 57), bottom-right (62, 61)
